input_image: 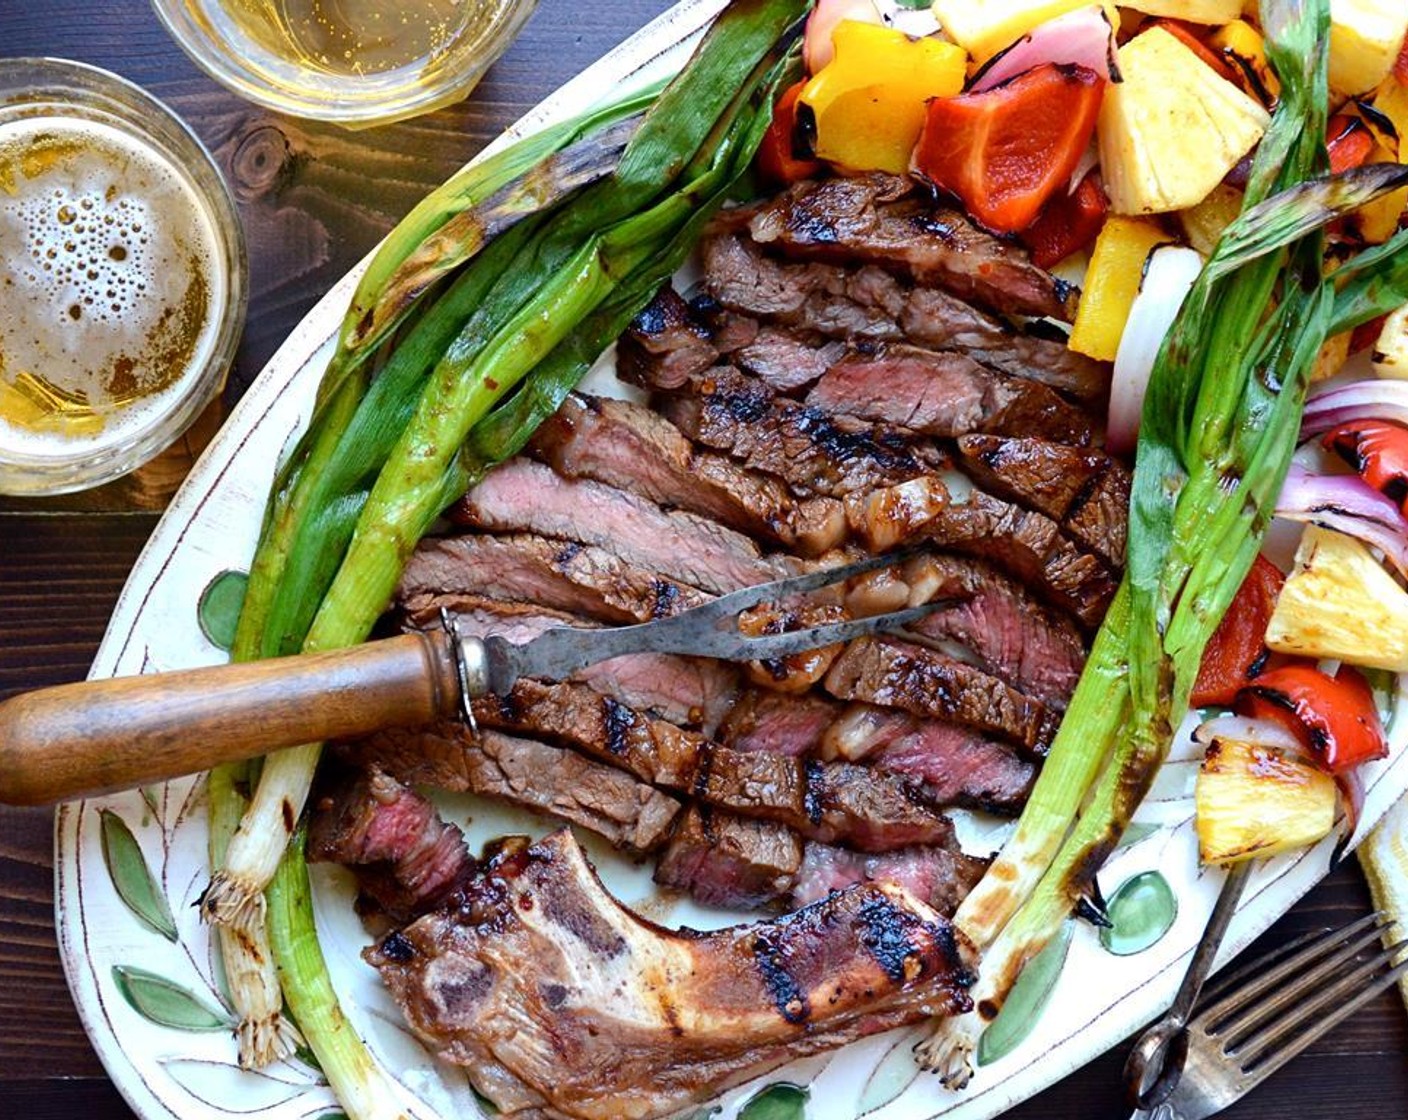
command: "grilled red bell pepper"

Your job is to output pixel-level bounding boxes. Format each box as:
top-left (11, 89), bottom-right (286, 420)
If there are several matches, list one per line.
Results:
top-left (1323, 418), bottom-right (1408, 515)
top-left (1236, 664), bottom-right (1389, 773)
top-left (756, 80), bottom-right (823, 187)
top-left (1327, 113), bottom-right (1376, 174)
top-left (911, 62), bottom-right (1106, 234)
top-left (1019, 170), bottom-right (1109, 269)
top-left (1351, 312), bottom-right (1388, 354)
top-left (1190, 554), bottom-right (1285, 708)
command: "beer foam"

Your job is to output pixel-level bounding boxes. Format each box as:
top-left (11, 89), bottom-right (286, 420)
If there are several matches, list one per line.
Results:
top-left (0, 115), bottom-right (225, 458)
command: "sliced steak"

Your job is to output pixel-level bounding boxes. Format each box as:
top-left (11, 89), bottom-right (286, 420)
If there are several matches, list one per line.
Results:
top-left (654, 804), bottom-right (803, 910)
top-left (898, 553), bottom-right (1087, 707)
top-left (955, 434), bottom-right (1130, 567)
top-left (803, 758), bottom-right (963, 852)
top-left (735, 173), bottom-right (1078, 321)
top-left (923, 492), bottom-right (1119, 629)
top-left (307, 766), bottom-right (477, 924)
top-left (823, 636), bottom-right (1060, 756)
top-left (616, 284), bottom-right (721, 389)
top-left (657, 366), bottom-right (937, 499)
top-left (401, 593), bottom-right (738, 735)
top-left (341, 726), bottom-right (681, 855)
top-left (531, 392), bottom-right (844, 555)
top-left (398, 534), bottom-right (707, 625)
top-left (451, 458), bottom-right (791, 594)
top-left (369, 829), bottom-right (972, 1120)
top-left (869, 720), bottom-right (1036, 815)
top-left (719, 688), bottom-right (839, 756)
top-left (791, 841), bottom-right (988, 919)
top-left (734, 323), bottom-right (848, 391)
top-left (701, 230), bottom-right (1104, 401)
top-left (807, 346), bottom-right (1094, 444)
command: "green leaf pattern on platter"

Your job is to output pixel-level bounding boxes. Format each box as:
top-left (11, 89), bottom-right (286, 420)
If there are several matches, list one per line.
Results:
top-left (738, 1082), bottom-right (809, 1120)
top-left (1101, 870), bottom-right (1179, 956)
top-left (197, 569), bottom-right (249, 652)
top-left (977, 918), bottom-right (1075, 1067)
top-left (99, 808), bottom-right (177, 941)
top-left (112, 964), bottom-right (232, 1031)
top-left (857, 1028), bottom-right (925, 1115)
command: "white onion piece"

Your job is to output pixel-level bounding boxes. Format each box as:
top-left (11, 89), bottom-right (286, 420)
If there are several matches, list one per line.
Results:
top-left (1301, 378), bottom-right (1408, 438)
top-left (969, 5), bottom-right (1117, 93)
top-left (1275, 465), bottom-right (1408, 577)
top-left (1108, 245), bottom-right (1205, 455)
top-left (1067, 140), bottom-right (1099, 195)
top-left (803, 0), bottom-right (882, 74)
top-left (1193, 715), bottom-right (1304, 752)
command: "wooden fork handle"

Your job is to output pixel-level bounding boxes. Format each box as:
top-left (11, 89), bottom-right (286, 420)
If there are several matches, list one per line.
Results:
top-left (0, 631), bottom-right (463, 806)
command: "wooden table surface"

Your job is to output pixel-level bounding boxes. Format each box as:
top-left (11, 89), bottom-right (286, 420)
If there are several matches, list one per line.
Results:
top-left (1, 1), bottom-right (1405, 1116)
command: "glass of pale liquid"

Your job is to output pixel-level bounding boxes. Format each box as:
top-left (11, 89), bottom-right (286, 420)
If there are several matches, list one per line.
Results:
top-left (0, 59), bottom-right (247, 497)
top-left (151, 0), bottom-right (539, 128)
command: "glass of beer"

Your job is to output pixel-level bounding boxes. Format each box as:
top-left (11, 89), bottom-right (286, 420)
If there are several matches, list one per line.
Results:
top-left (0, 59), bottom-right (247, 497)
top-left (150, 0), bottom-right (539, 128)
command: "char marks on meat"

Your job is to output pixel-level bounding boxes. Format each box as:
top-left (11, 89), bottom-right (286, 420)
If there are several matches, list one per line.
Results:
top-left (737, 173), bottom-right (1078, 321)
top-left (955, 434), bottom-right (1130, 567)
top-left (655, 804), bottom-right (802, 910)
top-left (399, 534), bottom-right (707, 625)
top-left (530, 392), bottom-right (845, 556)
top-left (451, 458), bottom-right (792, 595)
top-left (369, 829), bottom-right (973, 1120)
top-left (307, 767), bottom-right (477, 924)
top-left (342, 727), bottom-right (681, 855)
top-left (824, 637), bottom-right (1060, 757)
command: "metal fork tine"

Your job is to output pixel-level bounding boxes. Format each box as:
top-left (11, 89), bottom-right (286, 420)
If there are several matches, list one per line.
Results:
top-left (1228, 938), bottom-right (1408, 1069)
top-left (1228, 953), bottom-right (1408, 1088)
top-left (694, 602), bottom-right (946, 660)
top-left (682, 549), bottom-right (919, 624)
top-left (1194, 914), bottom-right (1390, 1033)
top-left (1195, 913), bottom-right (1388, 1010)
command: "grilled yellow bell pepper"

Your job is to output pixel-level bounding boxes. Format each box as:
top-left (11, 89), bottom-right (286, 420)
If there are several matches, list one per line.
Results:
top-left (799, 21), bottom-right (966, 176)
top-left (1067, 217), bottom-right (1170, 361)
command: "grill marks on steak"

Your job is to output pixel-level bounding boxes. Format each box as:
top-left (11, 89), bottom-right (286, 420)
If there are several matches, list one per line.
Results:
top-left (452, 458), bottom-right (792, 595)
top-left (530, 392), bottom-right (845, 556)
top-left (824, 637), bottom-right (1060, 758)
top-left (368, 829), bottom-right (973, 1120)
top-left (655, 804), bottom-right (803, 909)
top-left (307, 767), bottom-right (477, 924)
top-left (955, 434), bottom-right (1130, 567)
top-left (737, 173), bottom-right (1078, 321)
top-left (343, 726), bottom-right (681, 855)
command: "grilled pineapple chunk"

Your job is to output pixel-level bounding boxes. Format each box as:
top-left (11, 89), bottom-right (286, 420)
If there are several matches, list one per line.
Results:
top-left (1373, 303), bottom-right (1408, 379)
top-left (1098, 27), bottom-right (1270, 215)
top-left (1119, 0), bottom-right (1241, 24)
top-left (930, 0), bottom-right (1115, 63)
top-left (1179, 183), bottom-right (1244, 256)
top-left (1196, 736), bottom-right (1337, 865)
top-left (1266, 526), bottom-right (1408, 671)
top-left (1329, 0), bottom-right (1408, 96)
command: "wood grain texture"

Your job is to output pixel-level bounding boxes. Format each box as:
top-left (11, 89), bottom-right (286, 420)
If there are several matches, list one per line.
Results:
top-left (0, 0), bottom-right (1405, 1115)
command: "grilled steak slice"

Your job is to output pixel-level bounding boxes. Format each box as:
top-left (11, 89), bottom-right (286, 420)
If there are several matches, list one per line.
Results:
top-left (402, 593), bottom-right (738, 734)
top-left (657, 366), bottom-right (936, 498)
top-left (736, 173), bottom-right (1078, 321)
top-left (898, 553), bottom-right (1087, 707)
top-left (399, 534), bottom-right (707, 625)
top-left (369, 829), bottom-right (973, 1120)
top-left (824, 637), bottom-right (1060, 756)
top-left (654, 804), bottom-right (802, 910)
top-left (955, 434), bottom-right (1130, 567)
top-left (531, 392), bottom-right (845, 555)
top-left (735, 323), bottom-right (848, 391)
top-left (807, 346), bottom-right (1094, 444)
top-left (451, 458), bottom-right (791, 594)
top-left (869, 720), bottom-right (1036, 815)
top-left (719, 688), bottom-right (838, 756)
top-left (791, 841), bottom-right (988, 918)
top-left (616, 285), bottom-right (720, 389)
top-left (702, 230), bottom-right (1103, 400)
top-left (342, 726), bottom-right (680, 855)
top-left (307, 767), bottom-right (476, 924)
top-left (923, 493), bottom-right (1119, 628)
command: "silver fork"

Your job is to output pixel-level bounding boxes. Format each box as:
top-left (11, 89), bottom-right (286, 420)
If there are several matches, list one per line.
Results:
top-left (1128, 912), bottom-right (1408, 1120)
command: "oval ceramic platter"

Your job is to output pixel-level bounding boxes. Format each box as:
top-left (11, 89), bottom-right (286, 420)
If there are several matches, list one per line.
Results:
top-left (55, 3), bottom-right (1408, 1119)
